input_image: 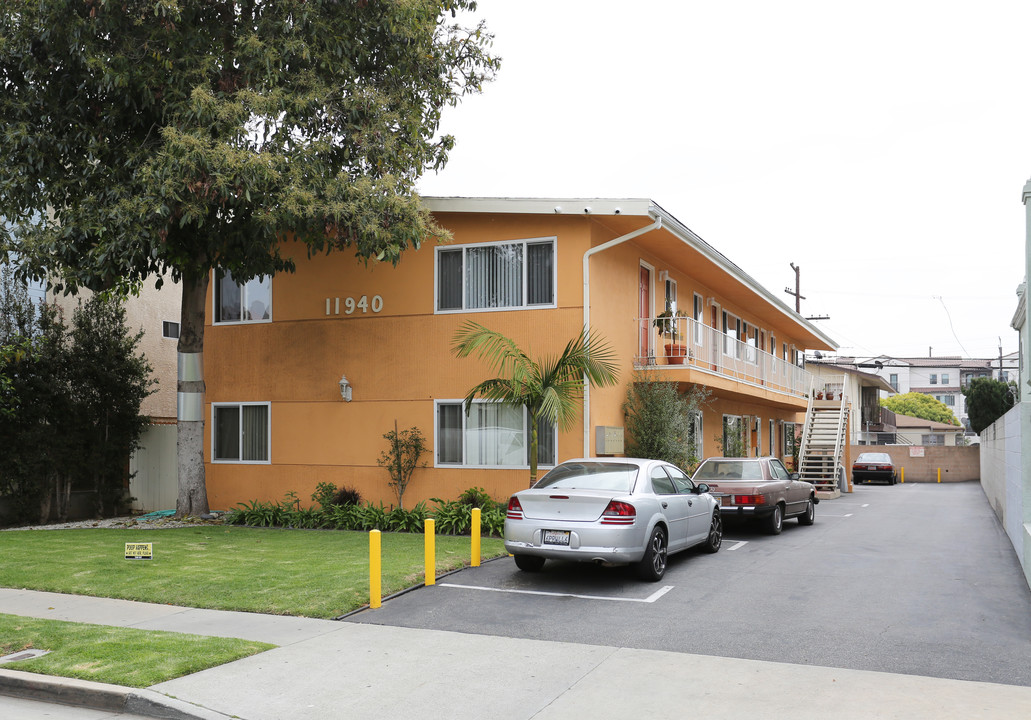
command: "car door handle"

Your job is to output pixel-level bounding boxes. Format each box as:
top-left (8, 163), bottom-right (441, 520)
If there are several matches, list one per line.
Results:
top-left (662, 502), bottom-right (668, 508)
top-left (688, 500), bottom-right (693, 506)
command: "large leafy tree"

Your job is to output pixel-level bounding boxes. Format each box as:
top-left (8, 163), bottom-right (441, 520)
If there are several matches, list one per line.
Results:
top-left (0, 1), bottom-right (498, 516)
top-left (452, 322), bottom-right (620, 487)
top-left (880, 392), bottom-right (960, 426)
top-left (962, 377), bottom-right (1015, 434)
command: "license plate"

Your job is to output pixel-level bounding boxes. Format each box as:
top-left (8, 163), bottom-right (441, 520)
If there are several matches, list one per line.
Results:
top-left (543, 530), bottom-right (570, 546)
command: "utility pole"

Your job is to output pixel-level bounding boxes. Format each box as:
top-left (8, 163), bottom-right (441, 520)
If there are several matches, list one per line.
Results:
top-left (784, 263), bottom-right (805, 313)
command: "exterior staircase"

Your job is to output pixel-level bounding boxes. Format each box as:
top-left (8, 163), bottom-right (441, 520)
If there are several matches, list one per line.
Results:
top-left (797, 376), bottom-right (849, 497)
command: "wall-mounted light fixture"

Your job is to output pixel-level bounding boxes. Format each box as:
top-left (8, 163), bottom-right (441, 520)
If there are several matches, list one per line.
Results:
top-left (339, 374), bottom-right (352, 402)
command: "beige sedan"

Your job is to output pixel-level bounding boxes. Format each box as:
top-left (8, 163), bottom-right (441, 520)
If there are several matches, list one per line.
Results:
top-left (691, 456), bottom-right (818, 535)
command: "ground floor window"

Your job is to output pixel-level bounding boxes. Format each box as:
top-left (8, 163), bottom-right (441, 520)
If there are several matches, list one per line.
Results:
top-left (212, 402), bottom-right (270, 463)
top-left (782, 421), bottom-right (798, 460)
top-left (722, 415), bottom-right (746, 457)
top-left (435, 400), bottom-right (556, 468)
top-left (687, 410), bottom-right (703, 465)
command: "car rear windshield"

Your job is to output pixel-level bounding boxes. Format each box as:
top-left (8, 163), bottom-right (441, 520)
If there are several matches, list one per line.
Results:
top-left (857, 453), bottom-right (891, 463)
top-left (693, 461), bottom-right (763, 481)
top-left (535, 462), bottom-right (639, 493)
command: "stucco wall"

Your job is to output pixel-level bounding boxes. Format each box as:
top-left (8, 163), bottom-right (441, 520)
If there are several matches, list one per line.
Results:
top-left (850, 445), bottom-right (980, 482)
top-left (978, 405), bottom-right (1026, 572)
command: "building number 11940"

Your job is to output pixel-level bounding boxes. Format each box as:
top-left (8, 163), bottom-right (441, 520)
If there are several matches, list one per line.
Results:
top-left (325, 295), bottom-right (384, 316)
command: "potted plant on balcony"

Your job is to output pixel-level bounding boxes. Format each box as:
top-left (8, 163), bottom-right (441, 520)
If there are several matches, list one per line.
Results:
top-left (654, 303), bottom-right (688, 365)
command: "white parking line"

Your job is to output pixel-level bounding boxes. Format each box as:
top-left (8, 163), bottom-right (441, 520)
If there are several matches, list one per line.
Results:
top-left (862, 504), bottom-right (870, 508)
top-left (438, 583), bottom-right (675, 603)
top-left (725, 540), bottom-right (749, 551)
top-left (820, 513), bottom-right (854, 517)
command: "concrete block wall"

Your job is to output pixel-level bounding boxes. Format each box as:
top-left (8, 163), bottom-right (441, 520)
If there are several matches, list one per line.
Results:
top-left (850, 445), bottom-right (980, 483)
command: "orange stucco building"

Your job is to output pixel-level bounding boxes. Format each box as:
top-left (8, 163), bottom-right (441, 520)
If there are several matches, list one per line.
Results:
top-left (203, 197), bottom-right (836, 510)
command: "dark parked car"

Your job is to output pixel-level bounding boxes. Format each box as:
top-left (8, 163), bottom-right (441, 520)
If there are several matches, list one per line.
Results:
top-left (691, 456), bottom-right (817, 535)
top-left (852, 452), bottom-right (897, 485)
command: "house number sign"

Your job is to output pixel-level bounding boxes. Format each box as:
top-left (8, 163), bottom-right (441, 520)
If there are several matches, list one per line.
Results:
top-left (325, 295), bottom-right (383, 316)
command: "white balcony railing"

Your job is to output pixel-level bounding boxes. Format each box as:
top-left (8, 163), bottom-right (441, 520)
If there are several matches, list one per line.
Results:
top-left (635, 315), bottom-right (813, 398)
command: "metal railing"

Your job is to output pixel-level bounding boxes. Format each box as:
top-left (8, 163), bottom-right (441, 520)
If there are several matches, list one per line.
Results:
top-left (634, 315), bottom-right (812, 397)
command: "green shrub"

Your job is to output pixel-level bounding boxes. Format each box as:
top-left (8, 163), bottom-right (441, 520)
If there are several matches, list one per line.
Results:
top-left (481, 503), bottom-right (506, 537)
top-left (431, 498), bottom-right (470, 535)
top-left (386, 502), bottom-right (428, 533)
top-left (311, 482), bottom-right (338, 511)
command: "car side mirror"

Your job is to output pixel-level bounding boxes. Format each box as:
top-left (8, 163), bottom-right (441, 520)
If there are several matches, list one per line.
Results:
top-left (789, 473), bottom-right (800, 481)
top-left (695, 483), bottom-right (710, 494)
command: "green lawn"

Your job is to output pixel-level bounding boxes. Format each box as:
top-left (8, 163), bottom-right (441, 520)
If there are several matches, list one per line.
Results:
top-left (0, 526), bottom-right (508, 618)
top-left (0, 613), bottom-right (274, 688)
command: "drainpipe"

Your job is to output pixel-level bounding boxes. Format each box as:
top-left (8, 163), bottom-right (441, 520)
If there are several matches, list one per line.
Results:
top-left (582, 217), bottom-right (664, 457)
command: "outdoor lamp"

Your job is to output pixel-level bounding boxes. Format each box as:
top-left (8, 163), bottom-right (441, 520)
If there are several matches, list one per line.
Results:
top-left (339, 374), bottom-right (352, 402)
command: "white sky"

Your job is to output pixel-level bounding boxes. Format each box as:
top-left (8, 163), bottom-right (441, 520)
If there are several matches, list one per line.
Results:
top-left (417, 0), bottom-right (1031, 361)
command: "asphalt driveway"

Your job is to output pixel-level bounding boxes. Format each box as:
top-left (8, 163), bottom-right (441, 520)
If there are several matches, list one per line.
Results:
top-left (347, 482), bottom-right (1031, 687)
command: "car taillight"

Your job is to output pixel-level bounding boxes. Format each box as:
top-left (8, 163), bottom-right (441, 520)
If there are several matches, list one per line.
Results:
top-left (733, 494), bottom-right (767, 505)
top-left (507, 496), bottom-right (524, 520)
top-left (600, 500), bottom-right (636, 525)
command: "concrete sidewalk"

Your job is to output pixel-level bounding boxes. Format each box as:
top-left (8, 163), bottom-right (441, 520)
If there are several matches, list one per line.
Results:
top-left (3, 588), bottom-right (1031, 720)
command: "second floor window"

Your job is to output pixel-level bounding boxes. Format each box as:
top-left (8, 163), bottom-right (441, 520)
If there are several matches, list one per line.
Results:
top-left (436, 238), bottom-right (556, 312)
top-left (215, 270), bottom-right (271, 323)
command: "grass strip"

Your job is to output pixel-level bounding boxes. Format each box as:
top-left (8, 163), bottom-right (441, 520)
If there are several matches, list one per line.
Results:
top-left (0, 526), bottom-right (507, 617)
top-left (0, 613), bottom-right (274, 688)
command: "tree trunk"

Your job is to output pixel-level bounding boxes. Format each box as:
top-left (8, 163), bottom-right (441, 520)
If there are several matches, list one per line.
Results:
top-left (528, 411), bottom-right (539, 488)
top-left (38, 472), bottom-right (54, 525)
top-left (176, 271), bottom-right (210, 517)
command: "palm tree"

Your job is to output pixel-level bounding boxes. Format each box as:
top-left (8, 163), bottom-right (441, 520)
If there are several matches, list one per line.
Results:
top-left (452, 321), bottom-right (620, 486)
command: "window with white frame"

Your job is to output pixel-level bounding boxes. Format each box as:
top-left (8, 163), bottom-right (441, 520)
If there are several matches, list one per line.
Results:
top-left (693, 293), bottom-right (704, 345)
top-left (214, 270), bottom-right (271, 323)
top-left (435, 400), bottom-right (556, 467)
top-left (723, 311), bottom-right (740, 357)
top-left (783, 421), bottom-right (798, 459)
top-left (688, 410), bottom-right (703, 463)
top-left (722, 414), bottom-right (745, 457)
top-left (436, 238), bottom-right (556, 312)
top-left (664, 276), bottom-right (677, 313)
top-left (212, 402), bottom-right (270, 463)
top-left (929, 373), bottom-right (938, 384)
top-left (941, 373), bottom-right (950, 385)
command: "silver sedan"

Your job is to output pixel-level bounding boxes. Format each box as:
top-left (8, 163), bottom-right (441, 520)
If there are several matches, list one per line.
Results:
top-left (503, 458), bottom-right (722, 581)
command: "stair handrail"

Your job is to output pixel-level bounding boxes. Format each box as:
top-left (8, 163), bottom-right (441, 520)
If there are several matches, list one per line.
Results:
top-left (832, 373), bottom-right (848, 468)
top-left (796, 374), bottom-right (816, 472)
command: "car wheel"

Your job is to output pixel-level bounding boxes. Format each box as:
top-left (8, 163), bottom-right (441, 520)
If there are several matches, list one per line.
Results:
top-left (703, 510), bottom-right (723, 553)
top-left (765, 504), bottom-right (783, 535)
top-left (798, 497), bottom-right (815, 526)
top-left (513, 554), bottom-right (545, 572)
top-left (636, 526), bottom-right (668, 581)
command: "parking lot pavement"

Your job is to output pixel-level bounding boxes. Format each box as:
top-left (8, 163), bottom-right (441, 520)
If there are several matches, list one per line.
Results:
top-left (347, 482), bottom-right (1031, 687)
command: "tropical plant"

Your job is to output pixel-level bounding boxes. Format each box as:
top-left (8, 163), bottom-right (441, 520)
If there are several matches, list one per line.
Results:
top-left (452, 322), bottom-right (620, 486)
top-left (377, 422), bottom-right (428, 509)
top-left (430, 498), bottom-right (472, 535)
top-left (311, 482), bottom-right (338, 511)
top-left (623, 375), bottom-right (708, 470)
top-left (653, 300), bottom-right (688, 341)
top-left (0, 2), bottom-right (499, 518)
top-left (386, 502), bottom-right (429, 533)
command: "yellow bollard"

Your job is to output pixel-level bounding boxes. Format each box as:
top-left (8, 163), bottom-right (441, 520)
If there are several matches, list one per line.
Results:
top-left (425, 518), bottom-right (436, 586)
top-left (369, 529), bottom-right (381, 610)
top-left (471, 508), bottom-right (481, 567)
top-left (938, 468), bottom-right (941, 483)
top-left (900, 467), bottom-right (905, 483)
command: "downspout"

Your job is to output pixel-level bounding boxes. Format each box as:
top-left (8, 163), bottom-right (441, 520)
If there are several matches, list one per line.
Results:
top-left (582, 217), bottom-right (664, 457)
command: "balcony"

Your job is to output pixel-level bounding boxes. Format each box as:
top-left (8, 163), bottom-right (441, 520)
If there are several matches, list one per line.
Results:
top-left (634, 315), bottom-right (813, 399)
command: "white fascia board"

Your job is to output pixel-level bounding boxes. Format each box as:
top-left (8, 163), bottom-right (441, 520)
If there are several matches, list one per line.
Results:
top-left (422, 196), bottom-right (655, 217)
top-left (424, 195), bottom-right (838, 351)
top-left (647, 202), bottom-right (839, 351)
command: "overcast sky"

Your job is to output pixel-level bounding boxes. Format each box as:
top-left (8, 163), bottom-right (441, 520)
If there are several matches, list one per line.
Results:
top-left (417, 0), bottom-right (1031, 361)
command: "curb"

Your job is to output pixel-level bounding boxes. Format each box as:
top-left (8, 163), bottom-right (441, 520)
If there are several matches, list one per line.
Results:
top-left (0, 668), bottom-right (231, 720)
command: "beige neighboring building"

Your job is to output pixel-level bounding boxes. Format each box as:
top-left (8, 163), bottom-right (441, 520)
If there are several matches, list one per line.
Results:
top-left (894, 414), bottom-right (966, 446)
top-left (52, 278), bottom-right (181, 512)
